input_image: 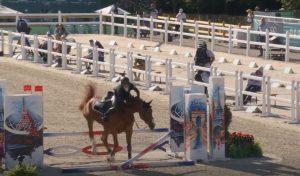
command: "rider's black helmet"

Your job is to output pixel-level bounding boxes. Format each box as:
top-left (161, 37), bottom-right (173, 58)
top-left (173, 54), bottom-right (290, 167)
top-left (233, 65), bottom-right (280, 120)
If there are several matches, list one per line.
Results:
top-left (197, 41), bottom-right (207, 49)
top-left (121, 77), bottom-right (130, 85)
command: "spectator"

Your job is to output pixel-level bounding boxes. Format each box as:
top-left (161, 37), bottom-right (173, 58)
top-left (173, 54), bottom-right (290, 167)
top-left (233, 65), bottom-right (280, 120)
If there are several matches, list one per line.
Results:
top-left (258, 18), bottom-right (268, 57)
top-left (243, 67), bottom-right (263, 105)
top-left (54, 24), bottom-right (69, 40)
top-left (255, 6), bottom-right (260, 11)
top-left (83, 39), bottom-right (94, 73)
top-left (246, 9), bottom-right (254, 25)
top-left (111, 4), bottom-right (119, 35)
top-left (149, 3), bottom-right (158, 19)
top-left (175, 8), bottom-right (187, 35)
top-left (95, 41), bottom-right (104, 62)
top-left (16, 17), bottom-right (31, 47)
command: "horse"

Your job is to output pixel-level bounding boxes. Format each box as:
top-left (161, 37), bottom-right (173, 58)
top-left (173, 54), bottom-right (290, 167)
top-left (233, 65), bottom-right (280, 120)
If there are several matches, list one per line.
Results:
top-left (78, 83), bottom-right (155, 160)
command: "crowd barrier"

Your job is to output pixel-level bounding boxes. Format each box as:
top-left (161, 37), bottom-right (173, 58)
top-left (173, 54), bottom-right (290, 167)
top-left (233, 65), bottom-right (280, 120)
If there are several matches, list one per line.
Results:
top-left (0, 30), bottom-right (299, 124)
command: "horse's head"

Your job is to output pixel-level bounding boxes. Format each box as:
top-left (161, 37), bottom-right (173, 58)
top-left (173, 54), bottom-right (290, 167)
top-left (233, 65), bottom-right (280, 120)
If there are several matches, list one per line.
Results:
top-left (138, 99), bottom-right (155, 130)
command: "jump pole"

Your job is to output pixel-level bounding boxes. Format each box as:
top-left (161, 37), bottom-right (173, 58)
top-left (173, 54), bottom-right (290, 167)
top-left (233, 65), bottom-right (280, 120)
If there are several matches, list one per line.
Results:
top-left (62, 160), bottom-right (195, 173)
top-left (44, 128), bottom-right (169, 137)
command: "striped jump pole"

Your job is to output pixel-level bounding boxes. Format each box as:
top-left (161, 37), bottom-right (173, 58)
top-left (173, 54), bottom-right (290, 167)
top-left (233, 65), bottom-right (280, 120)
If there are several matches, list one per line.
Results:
top-left (44, 128), bottom-right (169, 137)
top-left (120, 132), bottom-right (171, 169)
top-left (62, 160), bottom-right (195, 173)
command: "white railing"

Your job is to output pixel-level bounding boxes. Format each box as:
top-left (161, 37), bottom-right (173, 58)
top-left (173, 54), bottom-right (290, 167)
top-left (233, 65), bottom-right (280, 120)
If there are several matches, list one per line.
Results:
top-left (0, 29), bottom-right (299, 124)
top-left (1, 12), bottom-right (300, 62)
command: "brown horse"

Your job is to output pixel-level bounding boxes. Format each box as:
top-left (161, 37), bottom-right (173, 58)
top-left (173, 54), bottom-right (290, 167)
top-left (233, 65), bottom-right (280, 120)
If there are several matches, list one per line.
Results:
top-left (79, 83), bottom-right (155, 160)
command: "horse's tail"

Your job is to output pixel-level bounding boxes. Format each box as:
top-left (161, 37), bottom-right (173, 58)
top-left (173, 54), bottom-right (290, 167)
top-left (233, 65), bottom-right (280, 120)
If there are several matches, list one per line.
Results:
top-left (79, 83), bottom-right (96, 111)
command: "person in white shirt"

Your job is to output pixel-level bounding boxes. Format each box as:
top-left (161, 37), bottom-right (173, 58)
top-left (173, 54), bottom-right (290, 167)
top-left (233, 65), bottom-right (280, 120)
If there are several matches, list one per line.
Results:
top-left (246, 9), bottom-right (254, 24)
top-left (175, 8), bottom-right (186, 35)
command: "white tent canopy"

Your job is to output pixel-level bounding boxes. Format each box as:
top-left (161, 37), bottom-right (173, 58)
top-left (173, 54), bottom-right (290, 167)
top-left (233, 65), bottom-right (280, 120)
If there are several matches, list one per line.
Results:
top-left (94, 5), bottom-right (130, 15)
top-left (0, 5), bottom-right (21, 14)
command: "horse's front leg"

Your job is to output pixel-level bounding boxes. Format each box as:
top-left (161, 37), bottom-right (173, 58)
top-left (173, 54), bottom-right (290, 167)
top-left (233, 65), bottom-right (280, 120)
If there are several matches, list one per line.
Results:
top-left (108, 133), bottom-right (119, 162)
top-left (125, 129), bottom-right (133, 159)
top-left (101, 131), bottom-right (112, 161)
top-left (87, 119), bottom-right (97, 154)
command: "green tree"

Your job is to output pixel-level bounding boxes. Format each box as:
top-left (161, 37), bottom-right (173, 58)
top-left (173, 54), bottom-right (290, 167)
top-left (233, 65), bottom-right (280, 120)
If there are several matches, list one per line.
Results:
top-left (281, 0), bottom-right (300, 10)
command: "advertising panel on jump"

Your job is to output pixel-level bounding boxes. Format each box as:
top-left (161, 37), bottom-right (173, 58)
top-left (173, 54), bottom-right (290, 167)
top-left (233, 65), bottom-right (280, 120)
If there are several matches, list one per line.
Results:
top-left (4, 94), bottom-right (43, 169)
top-left (184, 93), bottom-right (208, 162)
top-left (0, 80), bottom-right (6, 159)
top-left (169, 85), bottom-right (204, 153)
top-left (208, 77), bottom-right (225, 160)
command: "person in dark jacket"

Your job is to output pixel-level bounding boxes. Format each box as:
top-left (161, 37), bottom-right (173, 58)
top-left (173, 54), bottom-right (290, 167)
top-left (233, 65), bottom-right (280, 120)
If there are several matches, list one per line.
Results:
top-left (103, 77), bottom-right (140, 120)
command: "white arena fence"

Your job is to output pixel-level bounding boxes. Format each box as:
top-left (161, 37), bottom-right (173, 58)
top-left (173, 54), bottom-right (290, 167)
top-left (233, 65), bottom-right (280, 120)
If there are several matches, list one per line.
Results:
top-left (0, 12), bottom-right (300, 61)
top-left (0, 29), bottom-right (299, 124)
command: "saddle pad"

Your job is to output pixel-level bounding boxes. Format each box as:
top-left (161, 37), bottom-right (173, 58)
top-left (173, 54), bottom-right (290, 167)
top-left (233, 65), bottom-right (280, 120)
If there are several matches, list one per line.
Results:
top-left (93, 100), bottom-right (112, 114)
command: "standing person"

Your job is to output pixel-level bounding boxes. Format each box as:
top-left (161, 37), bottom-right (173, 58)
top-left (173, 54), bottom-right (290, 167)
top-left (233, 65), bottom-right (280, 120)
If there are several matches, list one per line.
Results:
top-left (111, 4), bottom-right (119, 35)
top-left (246, 9), bottom-right (254, 25)
top-left (16, 17), bottom-right (31, 47)
top-left (94, 41), bottom-right (104, 62)
top-left (175, 8), bottom-right (186, 36)
top-left (258, 18), bottom-right (268, 57)
top-left (149, 3), bottom-right (158, 19)
top-left (243, 67), bottom-right (263, 105)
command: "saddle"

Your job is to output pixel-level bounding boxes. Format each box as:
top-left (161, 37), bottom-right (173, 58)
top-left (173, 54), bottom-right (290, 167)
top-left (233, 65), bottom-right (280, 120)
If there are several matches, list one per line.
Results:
top-left (93, 100), bottom-right (113, 115)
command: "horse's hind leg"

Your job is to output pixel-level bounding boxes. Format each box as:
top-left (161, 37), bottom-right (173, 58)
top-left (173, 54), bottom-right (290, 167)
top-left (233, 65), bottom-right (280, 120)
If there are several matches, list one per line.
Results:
top-left (125, 129), bottom-right (133, 159)
top-left (87, 119), bottom-right (97, 154)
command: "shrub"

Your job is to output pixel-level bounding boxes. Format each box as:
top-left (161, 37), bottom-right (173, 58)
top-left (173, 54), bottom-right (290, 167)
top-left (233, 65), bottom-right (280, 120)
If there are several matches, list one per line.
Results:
top-left (228, 131), bottom-right (263, 158)
top-left (6, 164), bottom-right (37, 176)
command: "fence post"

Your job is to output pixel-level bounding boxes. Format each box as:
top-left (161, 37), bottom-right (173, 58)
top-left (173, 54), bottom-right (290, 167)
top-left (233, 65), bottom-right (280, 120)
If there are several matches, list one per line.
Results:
top-left (290, 80), bottom-right (295, 122)
top-left (246, 27), bottom-right (250, 57)
top-left (136, 15), bottom-right (140, 39)
top-left (8, 31), bottom-right (13, 56)
top-left (213, 67), bottom-right (218, 76)
top-left (1, 30), bottom-right (4, 54)
top-left (234, 70), bottom-right (239, 110)
top-left (75, 43), bottom-right (82, 74)
top-left (150, 16), bottom-right (154, 41)
top-left (33, 35), bottom-right (39, 62)
top-left (92, 46), bottom-right (99, 77)
top-left (99, 12), bottom-right (103, 34)
top-left (109, 48), bottom-right (116, 79)
top-left (238, 71), bottom-right (243, 109)
top-left (261, 76), bottom-right (266, 116)
top-left (265, 29), bottom-right (269, 59)
top-left (62, 40), bottom-right (67, 69)
top-left (228, 25), bottom-right (232, 54)
top-left (47, 38), bottom-right (53, 66)
top-left (187, 62), bottom-right (191, 85)
top-left (190, 63), bottom-right (195, 85)
top-left (164, 18), bottom-right (168, 44)
top-left (127, 52), bottom-right (133, 82)
top-left (285, 31), bottom-right (290, 62)
top-left (211, 23), bottom-right (215, 51)
top-left (266, 76), bottom-right (271, 115)
top-left (111, 12), bottom-right (115, 35)
top-left (15, 12), bottom-right (19, 26)
top-left (145, 56), bottom-right (152, 89)
top-left (58, 11), bottom-right (62, 25)
top-left (124, 13), bottom-right (127, 38)
top-left (195, 22), bottom-right (199, 48)
top-left (21, 32), bottom-right (25, 60)
top-left (180, 20), bottom-right (183, 46)
top-left (295, 82), bottom-right (300, 123)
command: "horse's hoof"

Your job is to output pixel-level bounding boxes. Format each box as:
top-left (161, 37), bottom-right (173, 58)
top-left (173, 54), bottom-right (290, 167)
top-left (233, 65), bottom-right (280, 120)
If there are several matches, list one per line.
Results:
top-left (106, 155), bottom-right (115, 162)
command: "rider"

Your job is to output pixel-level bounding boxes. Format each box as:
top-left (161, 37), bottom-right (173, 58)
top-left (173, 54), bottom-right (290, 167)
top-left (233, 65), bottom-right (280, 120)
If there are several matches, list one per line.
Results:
top-left (194, 41), bottom-right (215, 83)
top-left (103, 77), bottom-right (140, 120)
